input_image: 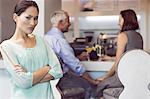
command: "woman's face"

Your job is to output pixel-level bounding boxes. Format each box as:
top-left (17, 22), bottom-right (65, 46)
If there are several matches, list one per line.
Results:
top-left (14, 6), bottom-right (39, 34)
top-left (119, 15), bottom-right (124, 30)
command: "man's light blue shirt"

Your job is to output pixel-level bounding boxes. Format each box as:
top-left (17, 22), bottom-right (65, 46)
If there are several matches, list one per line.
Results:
top-left (45, 27), bottom-right (86, 76)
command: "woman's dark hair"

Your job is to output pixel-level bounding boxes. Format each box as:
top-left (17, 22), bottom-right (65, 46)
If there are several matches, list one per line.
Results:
top-left (120, 9), bottom-right (139, 32)
top-left (14, 0), bottom-right (39, 16)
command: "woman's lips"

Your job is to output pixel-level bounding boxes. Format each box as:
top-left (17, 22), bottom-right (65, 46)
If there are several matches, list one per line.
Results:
top-left (28, 27), bottom-right (34, 31)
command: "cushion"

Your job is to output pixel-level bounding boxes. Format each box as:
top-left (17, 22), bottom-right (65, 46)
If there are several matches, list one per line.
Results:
top-left (62, 87), bottom-right (85, 97)
top-left (103, 87), bottom-right (123, 99)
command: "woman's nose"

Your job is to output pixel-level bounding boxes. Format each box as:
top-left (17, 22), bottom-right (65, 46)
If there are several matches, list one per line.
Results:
top-left (30, 19), bottom-right (36, 26)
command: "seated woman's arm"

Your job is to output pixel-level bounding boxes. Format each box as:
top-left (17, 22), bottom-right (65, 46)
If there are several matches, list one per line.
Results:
top-left (97, 33), bottom-right (127, 81)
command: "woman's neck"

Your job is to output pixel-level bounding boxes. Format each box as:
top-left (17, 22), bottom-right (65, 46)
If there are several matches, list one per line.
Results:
top-left (9, 28), bottom-right (36, 48)
top-left (10, 29), bottom-right (34, 45)
top-left (11, 29), bottom-right (30, 40)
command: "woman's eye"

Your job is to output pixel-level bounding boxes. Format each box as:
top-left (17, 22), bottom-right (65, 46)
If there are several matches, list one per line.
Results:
top-left (34, 16), bottom-right (38, 21)
top-left (26, 16), bottom-right (31, 20)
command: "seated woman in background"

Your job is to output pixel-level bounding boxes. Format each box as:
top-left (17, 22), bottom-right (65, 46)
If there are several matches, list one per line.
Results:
top-left (0, 0), bottom-right (62, 99)
top-left (93, 9), bottom-right (143, 98)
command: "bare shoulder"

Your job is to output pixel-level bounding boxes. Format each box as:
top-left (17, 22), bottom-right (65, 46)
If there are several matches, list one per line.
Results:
top-left (118, 32), bottom-right (127, 40)
top-left (118, 32), bottom-right (127, 37)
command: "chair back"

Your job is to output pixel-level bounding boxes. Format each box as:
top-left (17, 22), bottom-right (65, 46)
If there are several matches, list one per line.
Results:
top-left (117, 49), bottom-right (150, 99)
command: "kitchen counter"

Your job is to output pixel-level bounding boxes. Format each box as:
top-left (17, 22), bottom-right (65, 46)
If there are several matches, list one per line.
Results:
top-left (81, 60), bottom-right (114, 71)
top-left (81, 60), bottom-right (114, 79)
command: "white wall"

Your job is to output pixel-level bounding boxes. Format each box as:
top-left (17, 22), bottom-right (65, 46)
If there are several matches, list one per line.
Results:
top-left (45, 0), bottom-right (61, 33)
top-left (33, 0), bottom-right (45, 37)
top-left (139, 0), bottom-right (150, 51)
top-left (78, 16), bottom-right (119, 30)
top-left (34, 0), bottom-right (62, 35)
top-left (0, 0), bottom-right (19, 42)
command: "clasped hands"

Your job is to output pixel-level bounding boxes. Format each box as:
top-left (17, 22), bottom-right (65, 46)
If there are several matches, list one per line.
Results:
top-left (91, 75), bottom-right (108, 86)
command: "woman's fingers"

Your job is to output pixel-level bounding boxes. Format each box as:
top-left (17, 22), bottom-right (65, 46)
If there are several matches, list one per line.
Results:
top-left (13, 65), bottom-right (27, 73)
top-left (96, 76), bottom-right (105, 81)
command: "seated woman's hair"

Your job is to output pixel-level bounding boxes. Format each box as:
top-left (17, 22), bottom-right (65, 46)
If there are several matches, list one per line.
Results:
top-left (120, 9), bottom-right (139, 32)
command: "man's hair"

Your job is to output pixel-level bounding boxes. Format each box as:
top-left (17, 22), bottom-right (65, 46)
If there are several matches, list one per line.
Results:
top-left (50, 10), bottom-right (67, 27)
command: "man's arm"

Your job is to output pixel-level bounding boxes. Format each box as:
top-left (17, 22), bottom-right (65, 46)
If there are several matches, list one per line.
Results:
top-left (45, 35), bottom-right (98, 85)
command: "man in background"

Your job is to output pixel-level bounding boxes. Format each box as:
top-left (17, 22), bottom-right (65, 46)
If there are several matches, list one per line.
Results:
top-left (45, 10), bottom-right (99, 99)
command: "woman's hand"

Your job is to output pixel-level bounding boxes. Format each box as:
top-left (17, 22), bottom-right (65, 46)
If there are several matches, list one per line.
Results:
top-left (13, 65), bottom-right (27, 73)
top-left (96, 75), bottom-right (108, 82)
top-left (32, 65), bottom-right (51, 85)
top-left (44, 65), bottom-right (51, 71)
top-left (92, 79), bottom-right (101, 85)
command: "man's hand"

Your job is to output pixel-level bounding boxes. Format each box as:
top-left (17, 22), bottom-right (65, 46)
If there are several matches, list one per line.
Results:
top-left (78, 51), bottom-right (89, 61)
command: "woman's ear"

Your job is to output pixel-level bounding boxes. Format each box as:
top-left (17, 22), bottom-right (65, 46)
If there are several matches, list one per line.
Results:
top-left (13, 13), bottom-right (18, 22)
